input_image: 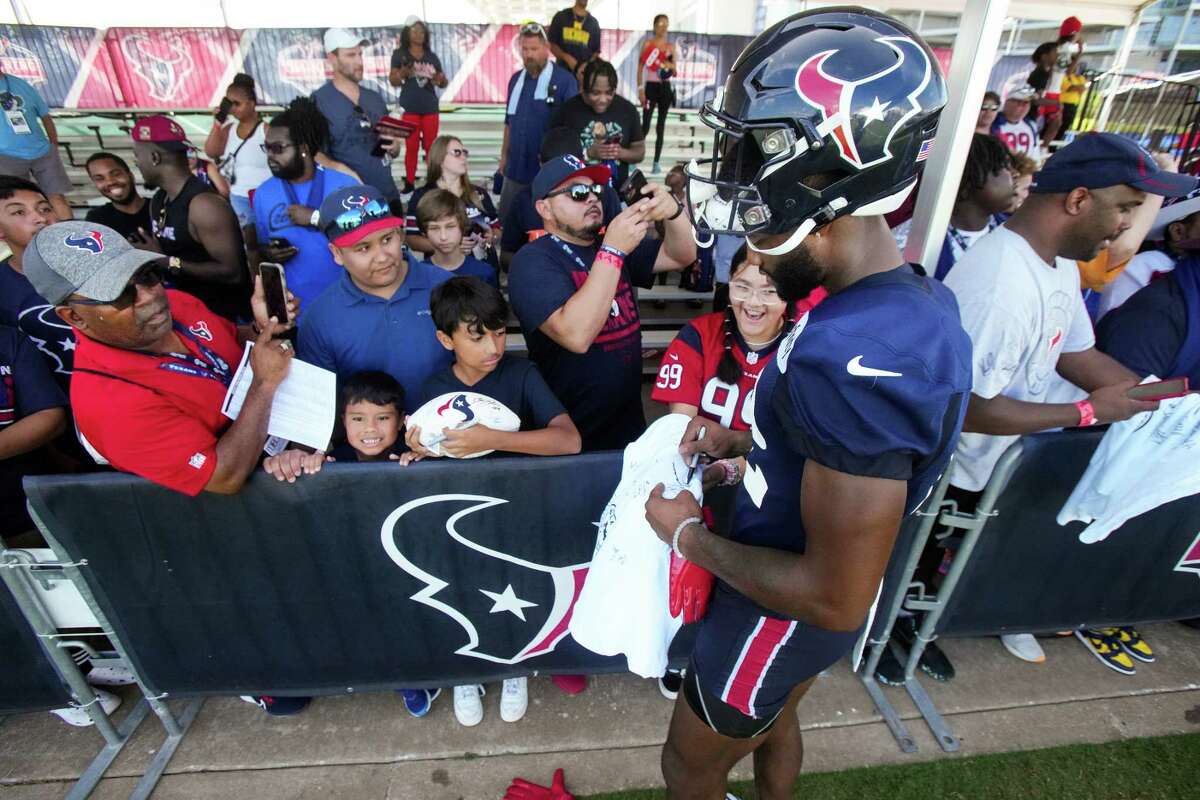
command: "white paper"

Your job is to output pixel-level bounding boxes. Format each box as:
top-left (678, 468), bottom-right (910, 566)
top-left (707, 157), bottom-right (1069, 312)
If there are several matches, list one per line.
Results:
top-left (221, 342), bottom-right (336, 451)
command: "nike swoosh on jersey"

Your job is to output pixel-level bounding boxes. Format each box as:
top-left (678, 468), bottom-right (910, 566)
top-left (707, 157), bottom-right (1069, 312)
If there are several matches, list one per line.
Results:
top-left (846, 355), bottom-right (902, 378)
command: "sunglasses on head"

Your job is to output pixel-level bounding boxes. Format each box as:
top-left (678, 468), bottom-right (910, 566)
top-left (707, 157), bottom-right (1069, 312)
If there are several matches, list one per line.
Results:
top-left (352, 105), bottom-right (372, 129)
top-left (547, 183), bottom-right (604, 202)
top-left (520, 22), bottom-right (547, 36)
top-left (332, 199), bottom-right (391, 232)
top-left (69, 263), bottom-right (165, 309)
top-left (260, 141), bottom-right (296, 155)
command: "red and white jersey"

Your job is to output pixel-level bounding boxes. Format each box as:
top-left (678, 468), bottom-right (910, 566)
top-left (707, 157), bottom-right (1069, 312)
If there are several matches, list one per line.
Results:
top-left (652, 312), bottom-right (778, 431)
top-left (990, 116), bottom-right (1040, 157)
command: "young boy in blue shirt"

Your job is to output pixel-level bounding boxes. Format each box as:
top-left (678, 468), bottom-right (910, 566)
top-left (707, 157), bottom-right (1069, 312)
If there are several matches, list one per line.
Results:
top-left (415, 190), bottom-right (498, 288)
top-left (405, 275), bottom-right (582, 726)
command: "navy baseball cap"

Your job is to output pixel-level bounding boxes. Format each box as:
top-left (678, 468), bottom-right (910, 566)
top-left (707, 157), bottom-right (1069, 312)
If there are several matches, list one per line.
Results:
top-left (318, 185), bottom-right (403, 246)
top-left (1031, 133), bottom-right (1198, 197)
top-left (532, 155), bottom-right (612, 201)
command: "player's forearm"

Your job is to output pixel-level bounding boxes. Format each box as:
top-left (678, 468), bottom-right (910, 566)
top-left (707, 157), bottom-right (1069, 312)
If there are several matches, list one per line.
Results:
top-left (0, 408), bottom-right (66, 460)
top-left (963, 392), bottom-right (1081, 435)
top-left (208, 379), bottom-right (276, 494)
top-left (678, 522), bottom-right (859, 631)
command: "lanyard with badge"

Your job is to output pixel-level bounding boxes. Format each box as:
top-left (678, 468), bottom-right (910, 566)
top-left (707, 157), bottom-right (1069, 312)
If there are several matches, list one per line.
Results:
top-left (1, 76), bottom-right (32, 135)
top-left (548, 234), bottom-right (623, 319)
top-left (948, 216), bottom-right (999, 257)
top-left (282, 167), bottom-right (325, 216)
top-left (142, 322), bottom-right (234, 387)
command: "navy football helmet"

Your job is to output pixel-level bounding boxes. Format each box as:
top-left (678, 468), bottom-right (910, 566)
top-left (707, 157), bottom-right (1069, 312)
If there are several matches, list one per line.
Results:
top-left (685, 8), bottom-right (947, 255)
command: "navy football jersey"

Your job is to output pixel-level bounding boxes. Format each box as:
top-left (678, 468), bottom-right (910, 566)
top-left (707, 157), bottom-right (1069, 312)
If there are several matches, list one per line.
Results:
top-left (729, 266), bottom-right (972, 613)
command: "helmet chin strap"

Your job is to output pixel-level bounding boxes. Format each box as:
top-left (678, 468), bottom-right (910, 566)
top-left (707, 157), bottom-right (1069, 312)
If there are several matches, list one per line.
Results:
top-left (748, 197), bottom-right (849, 256)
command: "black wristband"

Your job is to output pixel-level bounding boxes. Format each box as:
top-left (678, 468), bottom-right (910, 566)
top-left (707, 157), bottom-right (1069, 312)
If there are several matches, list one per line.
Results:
top-left (668, 199), bottom-right (685, 221)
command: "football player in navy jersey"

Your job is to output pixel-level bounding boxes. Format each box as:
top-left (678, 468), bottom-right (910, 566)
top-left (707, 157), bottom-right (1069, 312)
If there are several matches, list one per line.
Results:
top-left (641, 9), bottom-right (973, 799)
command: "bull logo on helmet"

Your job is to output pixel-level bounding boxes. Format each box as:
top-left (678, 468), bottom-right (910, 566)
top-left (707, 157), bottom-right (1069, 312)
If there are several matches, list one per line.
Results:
top-left (381, 495), bottom-right (589, 664)
top-left (794, 36), bottom-right (931, 170)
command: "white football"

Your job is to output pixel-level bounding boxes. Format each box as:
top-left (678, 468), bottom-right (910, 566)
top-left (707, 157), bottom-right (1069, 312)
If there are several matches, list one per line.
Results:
top-left (407, 391), bottom-right (521, 458)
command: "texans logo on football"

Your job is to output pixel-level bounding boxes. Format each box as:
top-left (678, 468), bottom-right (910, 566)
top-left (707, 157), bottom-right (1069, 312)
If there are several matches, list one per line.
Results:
top-left (63, 230), bottom-right (105, 254)
top-left (794, 36), bottom-right (931, 170)
top-left (438, 394), bottom-right (476, 424)
top-left (381, 495), bottom-right (589, 664)
top-left (1175, 531), bottom-right (1200, 580)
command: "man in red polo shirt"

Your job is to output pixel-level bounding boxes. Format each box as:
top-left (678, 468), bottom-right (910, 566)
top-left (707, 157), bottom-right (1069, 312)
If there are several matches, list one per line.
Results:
top-left (22, 221), bottom-right (295, 496)
top-left (22, 220), bottom-right (310, 716)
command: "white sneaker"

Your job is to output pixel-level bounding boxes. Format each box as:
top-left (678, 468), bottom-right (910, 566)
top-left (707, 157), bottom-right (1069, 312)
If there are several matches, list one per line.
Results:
top-left (1000, 633), bottom-right (1046, 663)
top-left (86, 664), bottom-right (137, 686)
top-left (500, 677), bottom-right (528, 722)
top-left (453, 684), bottom-right (485, 727)
top-left (50, 688), bottom-right (121, 727)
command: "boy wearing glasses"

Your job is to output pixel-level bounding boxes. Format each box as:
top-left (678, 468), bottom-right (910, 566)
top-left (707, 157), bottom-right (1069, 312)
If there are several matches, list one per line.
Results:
top-left (297, 185), bottom-right (452, 402)
top-left (507, 155), bottom-right (694, 451)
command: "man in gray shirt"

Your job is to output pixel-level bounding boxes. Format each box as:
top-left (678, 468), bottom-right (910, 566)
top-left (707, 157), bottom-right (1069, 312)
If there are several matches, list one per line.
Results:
top-left (312, 28), bottom-right (401, 205)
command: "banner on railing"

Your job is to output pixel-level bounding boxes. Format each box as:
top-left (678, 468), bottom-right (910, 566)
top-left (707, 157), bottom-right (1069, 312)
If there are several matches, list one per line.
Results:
top-left (1, 23), bottom-right (955, 111)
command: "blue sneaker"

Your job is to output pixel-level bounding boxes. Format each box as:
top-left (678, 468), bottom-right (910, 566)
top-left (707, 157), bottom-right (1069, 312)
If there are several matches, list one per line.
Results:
top-left (398, 688), bottom-right (441, 718)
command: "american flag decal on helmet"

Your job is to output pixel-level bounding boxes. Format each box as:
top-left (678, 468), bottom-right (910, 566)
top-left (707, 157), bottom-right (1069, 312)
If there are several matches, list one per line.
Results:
top-left (916, 138), bottom-right (934, 162)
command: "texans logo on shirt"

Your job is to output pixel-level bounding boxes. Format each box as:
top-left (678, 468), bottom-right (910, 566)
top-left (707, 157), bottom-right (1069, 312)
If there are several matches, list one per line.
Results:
top-left (18, 304), bottom-right (74, 376)
top-left (63, 229), bottom-right (105, 254)
top-left (189, 321), bottom-right (213, 341)
top-left (438, 394), bottom-right (476, 424)
top-left (794, 36), bottom-right (932, 170)
top-left (1175, 531), bottom-right (1200, 580)
top-left (381, 495), bottom-right (589, 664)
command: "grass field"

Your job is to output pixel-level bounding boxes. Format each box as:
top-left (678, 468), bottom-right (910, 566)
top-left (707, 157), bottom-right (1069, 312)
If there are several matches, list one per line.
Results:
top-left (582, 733), bottom-right (1200, 800)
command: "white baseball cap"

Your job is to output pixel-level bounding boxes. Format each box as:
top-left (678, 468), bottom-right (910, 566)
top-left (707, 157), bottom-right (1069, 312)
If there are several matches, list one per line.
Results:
top-left (324, 28), bottom-right (370, 54)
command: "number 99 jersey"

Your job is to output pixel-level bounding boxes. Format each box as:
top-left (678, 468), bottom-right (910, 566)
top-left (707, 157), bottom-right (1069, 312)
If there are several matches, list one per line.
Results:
top-left (651, 311), bottom-right (780, 431)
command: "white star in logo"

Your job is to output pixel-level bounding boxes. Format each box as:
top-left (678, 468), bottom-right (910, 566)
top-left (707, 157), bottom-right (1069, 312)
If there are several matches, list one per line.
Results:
top-left (59, 337), bottom-right (76, 352)
top-left (480, 584), bottom-right (538, 622)
top-left (859, 96), bottom-right (891, 126)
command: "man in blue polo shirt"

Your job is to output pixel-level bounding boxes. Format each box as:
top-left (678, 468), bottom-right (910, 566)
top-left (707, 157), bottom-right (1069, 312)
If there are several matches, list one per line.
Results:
top-left (254, 99), bottom-right (358, 307)
top-left (297, 185), bottom-right (452, 400)
top-left (498, 23), bottom-right (579, 220)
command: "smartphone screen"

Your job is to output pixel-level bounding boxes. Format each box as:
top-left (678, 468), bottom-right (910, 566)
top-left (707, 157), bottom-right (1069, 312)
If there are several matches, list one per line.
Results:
top-left (259, 263), bottom-right (289, 325)
top-left (1127, 377), bottom-right (1189, 401)
top-left (622, 170), bottom-right (648, 206)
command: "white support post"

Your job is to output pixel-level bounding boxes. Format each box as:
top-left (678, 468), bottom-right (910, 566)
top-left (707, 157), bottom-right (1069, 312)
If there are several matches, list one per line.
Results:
top-left (1097, 5), bottom-right (1147, 132)
top-left (903, 0), bottom-right (1010, 273)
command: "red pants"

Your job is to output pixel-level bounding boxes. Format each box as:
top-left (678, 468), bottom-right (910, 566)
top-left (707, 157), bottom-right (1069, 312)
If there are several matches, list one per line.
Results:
top-left (401, 112), bottom-right (440, 184)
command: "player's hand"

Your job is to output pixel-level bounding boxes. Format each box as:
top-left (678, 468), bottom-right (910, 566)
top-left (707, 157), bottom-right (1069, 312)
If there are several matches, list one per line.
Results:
top-left (503, 768), bottom-right (574, 800)
top-left (250, 319), bottom-right (293, 388)
top-left (1088, 380), bottom-right (1159, 424)
top-left (129, 227), bottom-right (163, 254)
top-left (669, 552), bottom-right (714, 624)
top-left (602, 202), bottom-right (650, 255)
top-left (402, 420), bottom-right (443, 458)
top-left (678, 416), bottom-right (749, 462)
top-left (250, 273), bottom-right (300, 334)
top-left (263, 449), bottom-right (324, 483)
top-left (645, 482), bottom-right (703, 546)
top-left (440, 423), bottom-right (496, 458)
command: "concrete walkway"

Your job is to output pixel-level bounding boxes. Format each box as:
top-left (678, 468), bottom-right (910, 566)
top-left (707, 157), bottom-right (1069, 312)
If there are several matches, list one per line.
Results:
top-left (2, 623), bottom-right (1198, 799)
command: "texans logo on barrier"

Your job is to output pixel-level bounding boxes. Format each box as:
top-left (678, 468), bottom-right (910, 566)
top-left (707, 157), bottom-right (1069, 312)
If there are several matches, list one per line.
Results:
top-left (437, 394), bottom-right (475, 424)
top-left (794, 36), bottom-right (931, 170)
top-left (381, 495), bottom-right (589, 664)
top-left (1175, 532), bottom-right (1200, 580)
top-left (64, 230), bottom-right (104, 254)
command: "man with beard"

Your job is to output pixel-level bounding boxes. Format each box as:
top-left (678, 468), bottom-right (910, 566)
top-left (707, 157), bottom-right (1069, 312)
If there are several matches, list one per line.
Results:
top-left (313, 29), bottom-right (401, 207)
top-left (253, 97), bottom-right (358, 306)
top-left (632, 11), bottom-right (973, 799)
top-left (498, 23), bottom-right (579, 220)
top-left (507, 155), bottom-right (693, 452)
top-left (130, 115), bottom-right (252, 323)
top-left (84, 152), bottom-right (151, 240)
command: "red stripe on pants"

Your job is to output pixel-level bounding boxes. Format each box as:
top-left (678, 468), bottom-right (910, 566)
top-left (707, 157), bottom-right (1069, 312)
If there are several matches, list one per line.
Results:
top-left (722, 618), bottom-right (793, 716)
top-left (401, 112), bottom-right (440, 184)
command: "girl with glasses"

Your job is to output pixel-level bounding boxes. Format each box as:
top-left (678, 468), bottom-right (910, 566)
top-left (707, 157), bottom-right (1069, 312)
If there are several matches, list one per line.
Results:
top-left (405, 135), bottom-right (501, 267)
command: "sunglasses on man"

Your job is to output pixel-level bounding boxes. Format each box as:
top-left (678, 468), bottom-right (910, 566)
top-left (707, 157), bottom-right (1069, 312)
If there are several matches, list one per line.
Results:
top-left (546, 183), bottom-right (604, 202)
top-left (332, 198), bottom-right (392, 232)
top-left (69, 263), bottom-right (166, 310)
top-left (981, 103), bottom-right (1000, 112)
top-left (260, 141), bottom-right (297, 155)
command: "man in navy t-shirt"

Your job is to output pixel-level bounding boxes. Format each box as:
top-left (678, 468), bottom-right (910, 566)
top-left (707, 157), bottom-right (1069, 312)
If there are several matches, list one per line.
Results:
top-left (297, 184), bottom-right (452, 403)
top-left (254, 101), bottom-right (358, 307)
top-left (507, 155), bottom-right (694, 451)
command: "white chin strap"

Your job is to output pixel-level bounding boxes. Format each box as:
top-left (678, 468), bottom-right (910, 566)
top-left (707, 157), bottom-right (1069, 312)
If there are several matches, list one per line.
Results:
top-left (747, 197), bottom-right (849, 256)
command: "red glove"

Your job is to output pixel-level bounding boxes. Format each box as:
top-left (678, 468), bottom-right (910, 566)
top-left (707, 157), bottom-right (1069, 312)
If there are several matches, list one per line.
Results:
top-left (504, 768), bottom-right (574, 800)
top-left (669, 552), bottom-right (714, 624)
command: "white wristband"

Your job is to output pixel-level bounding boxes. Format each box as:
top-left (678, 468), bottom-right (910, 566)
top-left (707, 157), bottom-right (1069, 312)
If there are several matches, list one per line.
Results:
top-left (671, 516), bottom-right (702, 558)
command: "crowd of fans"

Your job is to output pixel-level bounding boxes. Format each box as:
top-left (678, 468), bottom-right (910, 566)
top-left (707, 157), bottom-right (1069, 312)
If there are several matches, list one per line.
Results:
top-left (1, 10), bottom-right (1198, 734)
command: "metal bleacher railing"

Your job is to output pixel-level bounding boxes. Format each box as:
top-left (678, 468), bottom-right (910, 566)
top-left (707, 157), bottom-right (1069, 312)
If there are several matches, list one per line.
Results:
top-left (1071, 70), bottom-right (1200, 172)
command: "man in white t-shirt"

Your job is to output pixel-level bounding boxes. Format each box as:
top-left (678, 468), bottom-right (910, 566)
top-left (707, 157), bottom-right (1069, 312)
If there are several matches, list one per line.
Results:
top-left (943, 133), bottom-right (1195, 665)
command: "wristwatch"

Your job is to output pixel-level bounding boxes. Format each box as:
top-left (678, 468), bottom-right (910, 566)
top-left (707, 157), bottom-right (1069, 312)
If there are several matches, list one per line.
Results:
top-left (166, 256), bottom-right (183, 276)
top-left (309, 209), bottom-right (320, 227)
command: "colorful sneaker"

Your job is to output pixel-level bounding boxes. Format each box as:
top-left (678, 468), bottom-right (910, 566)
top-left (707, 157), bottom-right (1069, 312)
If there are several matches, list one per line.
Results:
top-left (239, 695), bottom-right (311, 716)
top-left (1074, 629), bottom-right (1136, 675)
top-left (873, 644), bottom-right (906, 687)
top-left (453, 684), bottom-right (485, 727)
top-left (500, 677), bottom-right (528, 722)
top-left (1000, 633), bottom-right (1046, 663)
top-left (1110, 626), bottom-right (1155, 663)
top-left (51, 689), bottom-right (121, 727)
top-left (398, 688), bottom-right (441, 718)
top-left (659, 670), bottom-right (683, 700)
top-left (551, 674), bottom-right (587, 694)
